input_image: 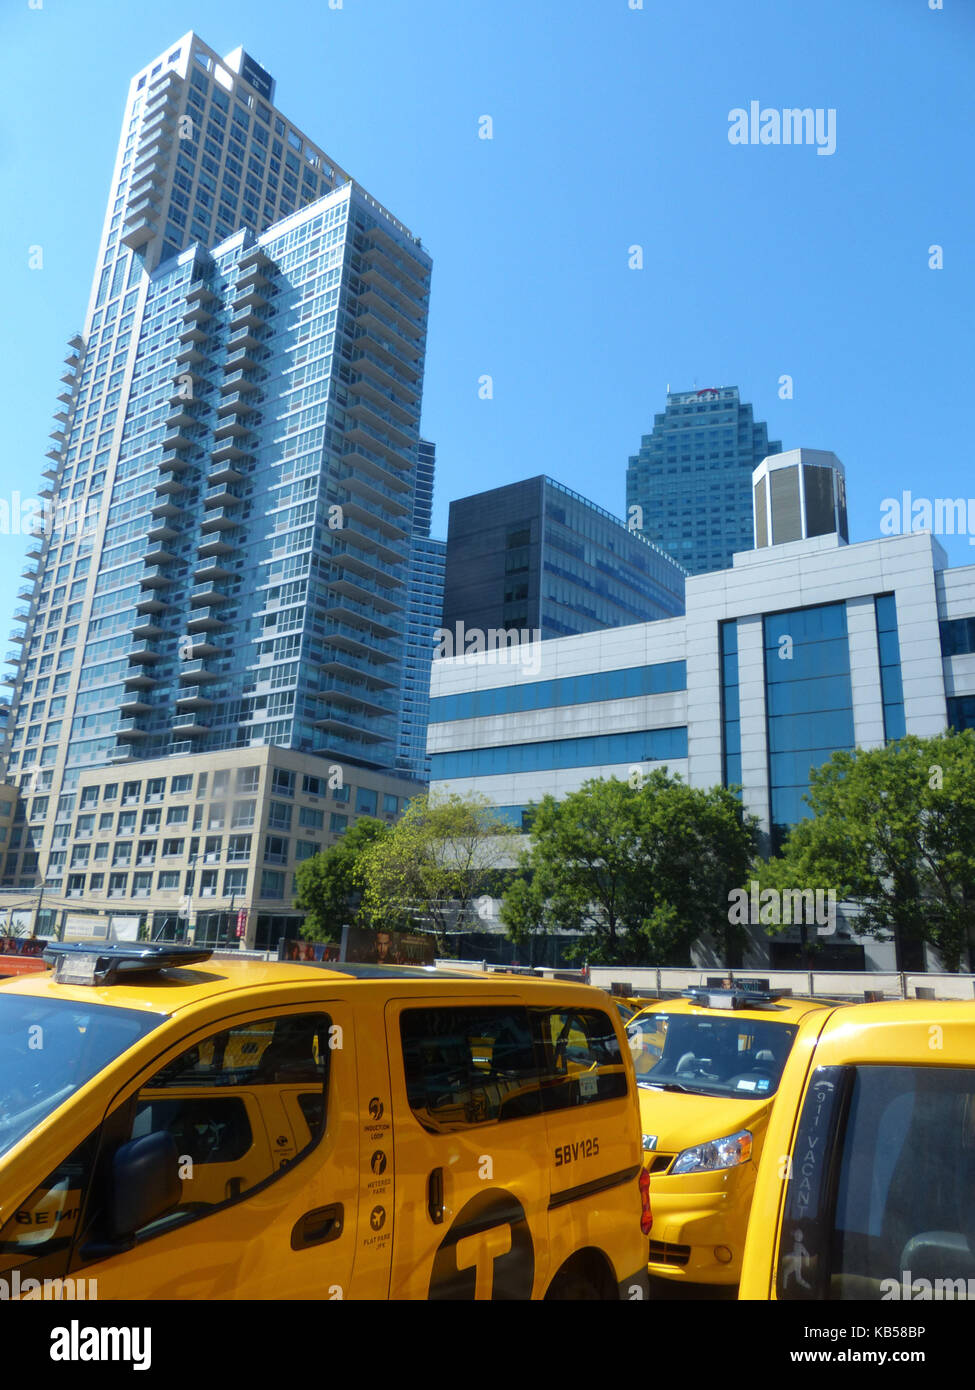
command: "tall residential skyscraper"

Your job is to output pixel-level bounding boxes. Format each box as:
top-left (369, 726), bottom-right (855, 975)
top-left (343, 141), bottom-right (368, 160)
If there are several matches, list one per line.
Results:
top-left (1, 34), bottom-right (432, 950)
top-left (394, 439), bottom-right (445, 781)
top-left (625, 386), bottom-right (782, 575)
top-left (443, 476), bottom-right (686, 642)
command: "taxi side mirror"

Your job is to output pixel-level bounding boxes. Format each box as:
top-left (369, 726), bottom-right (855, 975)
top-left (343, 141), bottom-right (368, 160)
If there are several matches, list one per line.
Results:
top-left (110, 1132), bottom-right (182, 1239)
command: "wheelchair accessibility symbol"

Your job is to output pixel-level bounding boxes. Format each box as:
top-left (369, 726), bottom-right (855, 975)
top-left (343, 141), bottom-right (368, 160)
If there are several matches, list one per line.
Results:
top-left (428, 1190), bottom-right (534, 1300)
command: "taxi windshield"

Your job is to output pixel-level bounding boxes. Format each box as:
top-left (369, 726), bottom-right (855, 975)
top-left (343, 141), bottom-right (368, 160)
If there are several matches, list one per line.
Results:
top-left (627, 1011), bottom-right (798, 1099)
top-left (0, 994), bottom-right (164, 1158)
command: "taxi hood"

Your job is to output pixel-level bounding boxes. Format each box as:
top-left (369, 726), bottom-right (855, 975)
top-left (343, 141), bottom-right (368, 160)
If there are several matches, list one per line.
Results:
top-left (636, 1081), bottom-right (771, 1153)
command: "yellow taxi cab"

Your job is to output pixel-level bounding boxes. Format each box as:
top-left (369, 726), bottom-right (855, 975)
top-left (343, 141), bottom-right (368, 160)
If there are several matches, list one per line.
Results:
top-left (739, 998), bottom-right (975, 1301)
top-left (0, 942), bottom-right (651, 1301)
top-left (626, 985), bottom-right (836, 1287)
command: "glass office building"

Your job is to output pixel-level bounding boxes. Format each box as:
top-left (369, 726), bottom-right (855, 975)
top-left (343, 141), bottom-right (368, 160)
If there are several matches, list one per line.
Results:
top-left (430, 492), bottom-right (975, 969)
top-left (0, 34), bottom-right (431, 946)
top-left (626, 386), bottom-right (782, 575)
top-left (397, 534), bottom-right (446, 781)
top-left (443, 475), bottom-right (686, 643)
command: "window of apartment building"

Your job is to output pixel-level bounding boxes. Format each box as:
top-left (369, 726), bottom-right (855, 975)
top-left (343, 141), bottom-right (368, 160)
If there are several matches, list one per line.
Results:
top-left (157, 871), bottom-right (180, 891)
top-left (112, 844), bottom-right (131, 867)
top-left (355, 788), bottom-right (378, 816)
top-left (204, 836), bottom-right (222, 863)
top-left (332, 784), bottom-right (350, 804)
top-left (141, 809), bottom-right (161, 833)
top-left (75, 814), bottom-right (94, 837)
top-left (383, 794), bottom-right (398, 816)
top-left (267, 801), bottom-right (292, 831)
top-left (212, 769), bottom-right (230, 796)
top-left (132, 872), bottom-right (152, 898)
top-left (302, 774), bottom-right (323, 797)
top-left (170, 774), bottom-right (191, 794)
top-left (261, 869), bottom-right (284, 898)
top-left (264, 835), bottom-right (288, 865)
top-left (108, 873), bottom-right (128, 897)
top-left (103, 783), bottom-right (118, 801)
top-left (146, 777), bottom-right (165, 802)
top-left (298, 807), bottom-right (323, 831)
top-left (215, 824), bottom-right (246, 858)
top-left (199, 870), bottom-right (218, 898)
top-left (80, 787), bottom-right (99, 808)
top-left (98, 812), bottom-right (114, 831)
top-left (162, 838), bottom-right (184, 859)
top-left (235, 766), bottom-right (260, 793)
top-left (117, 811), bottom-right (137, 835)
top-left (89, 873), bottom-right (104, 893)
top-left (93, 843), bottom-right (109, 863)
top-left (294, 840), bottom-right (317, 862)
top-left (136, 841), bottom-right (156, 867)
top-left (329, 814), bottom-right (347, 835)
top-left (271, 768), bottom-right (294, 797)
top-left (196, 773), bottom-right (208, 798)
top-left (223, 869), bottom-right (247, 895)
top-left (231, 801), bottom-right (255, 828)
top-left (121, 781), bottom-right (141, 805)
top-left (166, 805), bottom-right (188, 825)
top-left (207, 805), bottom-right (227, 830)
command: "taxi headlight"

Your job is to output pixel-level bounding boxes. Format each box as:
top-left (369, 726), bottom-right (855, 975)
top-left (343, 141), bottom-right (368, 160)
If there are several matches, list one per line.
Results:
top-left (671, 1128), bottom-right (753, 1175)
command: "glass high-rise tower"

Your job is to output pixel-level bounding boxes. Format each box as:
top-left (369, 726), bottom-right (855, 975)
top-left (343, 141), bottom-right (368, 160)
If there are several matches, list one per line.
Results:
top-left (395, 440), bottom-right (445, 781)
top-left (625, 386), bottom-right (782, 575)
top-left (1, 34), bottom-right (432, 950)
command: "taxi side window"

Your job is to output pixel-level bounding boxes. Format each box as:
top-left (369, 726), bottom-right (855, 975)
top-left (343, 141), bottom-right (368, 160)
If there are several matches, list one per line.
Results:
top-left (0, 1136), bottom-right (96, 1280)
top-left (401, 1006), bottom-right (541, 1131)
top-left (538, 1009), bottom-right (628, 1112)
top-left (120, 1011), bottom-right (332, 1240)
top-left (828, 1066), bottom-right (975, 1299)
top-left (400, 1005), bottom-right (627, 1133)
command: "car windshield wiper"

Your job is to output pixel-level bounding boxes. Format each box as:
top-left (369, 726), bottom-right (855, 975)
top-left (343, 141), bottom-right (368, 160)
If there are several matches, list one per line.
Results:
top-left (639, 1079), bottom-right (693, 1093)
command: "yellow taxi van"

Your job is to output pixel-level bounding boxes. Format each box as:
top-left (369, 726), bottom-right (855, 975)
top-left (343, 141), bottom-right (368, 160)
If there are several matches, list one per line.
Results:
top-left (739, 998), bottom-right (975, 1301)
top-left (0, 943), bottom-right (651, 1301)
top-left (627, 985), bottom-right (835, 1287)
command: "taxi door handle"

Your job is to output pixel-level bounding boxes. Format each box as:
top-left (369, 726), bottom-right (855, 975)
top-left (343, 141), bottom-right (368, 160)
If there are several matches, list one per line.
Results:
top-left (427, 1167), bottom-right (444, 1224)
top-left (291, 1203), bottom-right (344, 1250)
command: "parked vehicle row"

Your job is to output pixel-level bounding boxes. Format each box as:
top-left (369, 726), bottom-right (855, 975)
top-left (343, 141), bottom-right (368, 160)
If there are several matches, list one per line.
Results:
top-left (1, 947), bottom-right (971, 1300)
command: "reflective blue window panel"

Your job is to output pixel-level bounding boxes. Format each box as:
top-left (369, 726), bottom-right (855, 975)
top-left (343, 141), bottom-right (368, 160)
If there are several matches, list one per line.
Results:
top-left (763, 602), bottom-right (854, 848)
top-left (875, 594), bottom-right (906, 743)
top-left (428, 660), bottom-right (686, 724)
top-left (720, 618), bottom-right (741, 792)
top-left (430, 726), bottom-right (688, 779)
top-left (948, 695), bottom-right (975, 731)
top-left (940, 616), bottom-right (975, 657)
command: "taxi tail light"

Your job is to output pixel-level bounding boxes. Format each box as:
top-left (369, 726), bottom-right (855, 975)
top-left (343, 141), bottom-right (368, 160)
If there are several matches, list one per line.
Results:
top-left (638, 1166), bottom-right (653, 1235)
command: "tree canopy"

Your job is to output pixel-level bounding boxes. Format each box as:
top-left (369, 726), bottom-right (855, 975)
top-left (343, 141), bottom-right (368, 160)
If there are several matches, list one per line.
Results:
top-left (756, 730), bottom-right (975, 971)
top-left (356, 793), bottom-right (519, 952)
top-left (294, 816), bottom-right (390, 943)
top-left (501, 772), bottom-right (759, 966)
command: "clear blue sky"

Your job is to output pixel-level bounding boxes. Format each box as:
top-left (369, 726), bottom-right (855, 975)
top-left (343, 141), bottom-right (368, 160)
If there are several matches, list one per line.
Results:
top-left (1, 0), bottom-right (973, 633)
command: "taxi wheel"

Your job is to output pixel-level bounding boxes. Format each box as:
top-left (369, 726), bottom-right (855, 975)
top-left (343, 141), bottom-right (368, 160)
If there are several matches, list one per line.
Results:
top-left (544, 1253), bottom-right (616, 1301)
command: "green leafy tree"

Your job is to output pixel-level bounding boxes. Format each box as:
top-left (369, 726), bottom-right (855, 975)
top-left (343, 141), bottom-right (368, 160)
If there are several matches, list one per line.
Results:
top-left (357, 793), bottom-right (519, 953)
top-left (294, 817), bottom-right (389, 943)
top-left (757, 730), bottom-right (975, 972)
top-left (502, 773), bottom-right (759, 966)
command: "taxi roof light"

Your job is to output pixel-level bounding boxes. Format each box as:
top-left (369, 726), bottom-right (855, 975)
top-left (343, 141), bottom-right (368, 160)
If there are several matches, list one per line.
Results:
top-left (682, 986), bottom-right (783, 1012)
top-left (42, 942), bottom-right (213, 986)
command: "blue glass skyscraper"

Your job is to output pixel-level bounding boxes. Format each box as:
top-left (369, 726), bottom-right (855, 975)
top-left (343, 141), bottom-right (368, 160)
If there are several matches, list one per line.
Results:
top-left (626, 386), bottom-right (782, 575)
top-left (1, 34), bottom-right (431, 948)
